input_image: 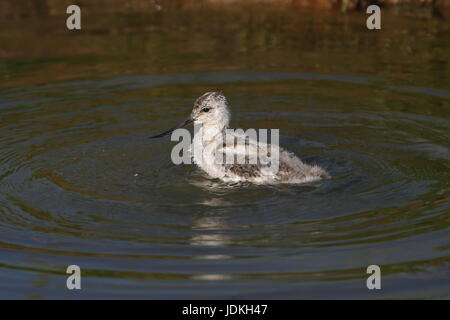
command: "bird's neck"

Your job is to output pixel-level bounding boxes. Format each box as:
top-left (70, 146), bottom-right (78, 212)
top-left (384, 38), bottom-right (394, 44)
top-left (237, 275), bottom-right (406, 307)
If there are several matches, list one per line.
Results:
top-left (193, 121), bottom-right (228, 145)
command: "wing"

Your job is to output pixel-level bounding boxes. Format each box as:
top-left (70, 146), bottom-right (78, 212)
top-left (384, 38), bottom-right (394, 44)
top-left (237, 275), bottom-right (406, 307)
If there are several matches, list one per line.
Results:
top-left (213, 137), bottom-right (280, 180)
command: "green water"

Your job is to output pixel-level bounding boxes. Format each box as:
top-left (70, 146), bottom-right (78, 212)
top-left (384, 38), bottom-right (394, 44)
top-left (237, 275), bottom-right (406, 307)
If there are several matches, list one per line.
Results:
top-left (0, 6), bottom-right (449, 299)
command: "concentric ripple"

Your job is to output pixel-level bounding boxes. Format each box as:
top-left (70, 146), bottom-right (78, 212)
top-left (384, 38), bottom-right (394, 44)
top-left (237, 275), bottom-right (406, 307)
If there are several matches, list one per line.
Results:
top-left (0, 71), bottom-right (449, 298)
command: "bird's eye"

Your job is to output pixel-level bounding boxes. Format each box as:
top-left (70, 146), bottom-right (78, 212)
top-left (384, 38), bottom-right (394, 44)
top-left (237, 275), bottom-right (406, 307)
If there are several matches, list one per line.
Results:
top-left (202, 108), bottom-right (210, 113)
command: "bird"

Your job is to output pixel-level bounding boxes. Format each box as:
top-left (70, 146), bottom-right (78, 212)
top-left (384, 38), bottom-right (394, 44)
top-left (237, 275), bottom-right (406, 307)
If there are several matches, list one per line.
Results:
top-left (150, 92), bottom-right (329, 184)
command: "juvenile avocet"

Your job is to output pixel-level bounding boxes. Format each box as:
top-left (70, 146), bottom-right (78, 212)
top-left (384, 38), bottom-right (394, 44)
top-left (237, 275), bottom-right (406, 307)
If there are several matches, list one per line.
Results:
top-left (150, 92), bottom-right (329, 184)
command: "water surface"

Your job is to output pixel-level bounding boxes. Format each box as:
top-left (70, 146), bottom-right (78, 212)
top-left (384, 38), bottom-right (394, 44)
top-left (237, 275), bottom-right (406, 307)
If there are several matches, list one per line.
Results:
top-left (0, 6), bottom-right (449, 299)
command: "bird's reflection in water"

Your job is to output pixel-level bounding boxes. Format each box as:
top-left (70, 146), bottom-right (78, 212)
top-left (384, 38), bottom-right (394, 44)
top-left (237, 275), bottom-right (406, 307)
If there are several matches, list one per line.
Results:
top-left (190, 192), bottom-right (234, 280)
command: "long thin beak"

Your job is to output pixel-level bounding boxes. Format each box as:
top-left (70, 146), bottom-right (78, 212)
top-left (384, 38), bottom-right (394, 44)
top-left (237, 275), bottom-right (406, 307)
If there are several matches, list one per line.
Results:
top-left (149, 117), bottom-right (193, 139)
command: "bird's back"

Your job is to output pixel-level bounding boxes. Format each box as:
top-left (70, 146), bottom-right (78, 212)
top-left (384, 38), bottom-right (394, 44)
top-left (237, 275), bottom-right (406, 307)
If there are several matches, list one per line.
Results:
top-left (208, 132), bottom-right (328, 184)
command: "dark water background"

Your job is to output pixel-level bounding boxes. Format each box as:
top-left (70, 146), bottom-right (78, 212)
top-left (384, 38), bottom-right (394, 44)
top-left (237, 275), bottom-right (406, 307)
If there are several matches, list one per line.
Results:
top-left (0, 3), bottom-right (449, 298)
